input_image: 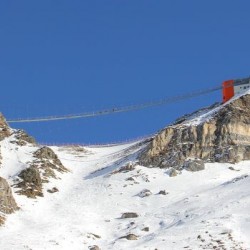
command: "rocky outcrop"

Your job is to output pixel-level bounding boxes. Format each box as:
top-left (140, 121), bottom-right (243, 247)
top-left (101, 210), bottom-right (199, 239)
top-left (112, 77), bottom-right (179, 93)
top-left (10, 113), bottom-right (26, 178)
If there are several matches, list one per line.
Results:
top-left (15, 147), bottom-right (68, 198)
top-left (0, 113), bottom-right (35, 146)
top-left (11, 130), bottom-right (36, 146)
top-left (0, 177), bottom-right (19, 214)
top-left (34, 146), bottom-right (60, 160)
top-left (33, 147), bottom-right (68, 181)
top-left (0, 114), bottom-right (68, 198)
top-left (137, 189), bottom-right (152, 198)
top-left (0, 113), bottom-right (35, 147)
top-left (89, 246), bottom-right (101, 250)
top-left (168, 168), bottom-right (178, 177)
top-left (139, 94), bottom-right (250, 169)
top-left (119, 234), bottom-right (138, 240)
top-left (0, 113), bottom-right (11, 141)
top-left (121, 212), bottom-right (139, 219)
top-left (184, 158), bottom-right (205, 172)
top-left (0, 114), bottom-right (70, 229)
top-left (16, 167), bottom-right (43, 198)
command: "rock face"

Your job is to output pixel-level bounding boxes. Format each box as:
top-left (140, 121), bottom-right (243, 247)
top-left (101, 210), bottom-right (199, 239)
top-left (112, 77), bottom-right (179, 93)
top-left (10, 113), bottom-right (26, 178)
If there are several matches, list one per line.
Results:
top-left (0, 177), bottom-right (19, 214)
top-left (0, 112), bottom-right (35, 148)
top-left (16, 167), bottom-right (43, 198)
top-left (33, 147), bottom-right (68, 181)
top-left (34, 146), bottom-right (60, 160)
top-left (0, 113), bottom-right (70, 229)
top-left (12, 130), bottom-right (36, 146)
top-left (0, 113), bottom-right (35, 145)
top-left (0, 113), bottom-right (11, 141)
top-left (15, 147), bottom-right (68, 198)
top-left (139, 94), bottom-right (250, 169)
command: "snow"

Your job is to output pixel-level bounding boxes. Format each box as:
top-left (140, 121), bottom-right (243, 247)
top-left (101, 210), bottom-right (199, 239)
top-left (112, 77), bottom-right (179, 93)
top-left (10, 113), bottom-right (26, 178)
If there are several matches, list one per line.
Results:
top-left (1, 138), bottom-right (250, 249)
top-left (0, 139), bottom-right (37, 180)
top-left (181, 89), bottom-right (250, 127)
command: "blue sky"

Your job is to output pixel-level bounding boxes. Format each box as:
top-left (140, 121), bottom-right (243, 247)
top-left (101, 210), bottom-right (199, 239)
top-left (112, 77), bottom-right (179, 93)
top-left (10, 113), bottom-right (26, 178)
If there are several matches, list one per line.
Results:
top-left (1, 1), bottom-right (250, 144)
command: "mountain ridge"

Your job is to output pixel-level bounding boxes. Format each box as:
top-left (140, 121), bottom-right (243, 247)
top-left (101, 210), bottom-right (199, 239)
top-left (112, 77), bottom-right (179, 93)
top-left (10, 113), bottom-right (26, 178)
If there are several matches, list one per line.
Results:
top-left (1, 92), bottom-right (250, 249)
top-left (139, 93), bottom-right (250, 171)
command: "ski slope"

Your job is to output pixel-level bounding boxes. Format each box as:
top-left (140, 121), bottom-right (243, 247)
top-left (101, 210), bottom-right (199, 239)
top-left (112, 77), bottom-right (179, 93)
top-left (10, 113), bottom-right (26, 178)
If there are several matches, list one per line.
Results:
top-left (0, 138), bottom-right (250, 249)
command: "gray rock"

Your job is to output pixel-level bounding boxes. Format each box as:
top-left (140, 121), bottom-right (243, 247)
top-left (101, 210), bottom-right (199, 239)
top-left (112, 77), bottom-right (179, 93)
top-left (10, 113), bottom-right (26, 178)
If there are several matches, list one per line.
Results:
top-left (119, 234), bottom-right (138, 240)
top-left (126, 177), bottom-right (135, 181)
top-left (47, 187), bottom-right (59, 193)
top-left (89, 245), bottom-right (100, 250)
top-left (228, 166), bottom-right (238, 171)
top-left (142, 227), bottom-right (149, 231)
top-left (137, 189), bottom-right (152, 198)
top-left (168, 168), bottom-right (178, 177)
top-left (121, 212), bottom-right (139, 219)
top-left (183, 159), bottom-right (205, 172)
top-left (0, 177), bottom-right (19, 214)
top-left (158, 190), bottom-right (168, 195)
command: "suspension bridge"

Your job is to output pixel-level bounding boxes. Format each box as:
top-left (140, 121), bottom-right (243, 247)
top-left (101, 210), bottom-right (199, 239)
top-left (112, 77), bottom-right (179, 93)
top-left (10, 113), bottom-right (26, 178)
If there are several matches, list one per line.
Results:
top-left (6, 84), bottom-right (222, 124)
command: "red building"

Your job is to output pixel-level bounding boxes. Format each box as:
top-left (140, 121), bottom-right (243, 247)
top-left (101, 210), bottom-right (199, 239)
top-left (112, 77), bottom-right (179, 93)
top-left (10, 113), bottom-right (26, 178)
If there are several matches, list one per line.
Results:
top-left (222, 77), bottom-right (250, 103)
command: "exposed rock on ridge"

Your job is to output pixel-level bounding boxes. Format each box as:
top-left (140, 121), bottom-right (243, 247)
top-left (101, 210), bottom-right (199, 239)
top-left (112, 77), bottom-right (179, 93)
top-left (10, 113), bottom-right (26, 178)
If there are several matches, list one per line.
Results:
top-left (139, 94), bottom-right (250, 169)
top-left (11, 129), bottom-right (36, 146)
top-left (0, 113), bottom-right (35, 145)
top-left (0, 113), bottom-right (11, 141)
top-left (33, 146), bottom-right (69, 181)
top-left (0, 113), bottom-right (68, 200)
top-left (0, 112), bottom-right (70, 229)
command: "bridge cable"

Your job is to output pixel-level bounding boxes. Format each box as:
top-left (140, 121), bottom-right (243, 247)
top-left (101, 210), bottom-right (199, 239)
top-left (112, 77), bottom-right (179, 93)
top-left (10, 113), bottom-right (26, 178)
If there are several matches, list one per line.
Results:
top-left (6, 85), bottom-right (222, 123)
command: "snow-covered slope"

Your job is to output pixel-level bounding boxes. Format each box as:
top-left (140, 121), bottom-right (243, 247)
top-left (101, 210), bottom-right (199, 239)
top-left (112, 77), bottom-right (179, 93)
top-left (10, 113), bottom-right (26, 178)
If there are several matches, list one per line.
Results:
top-left (0, 135), bottom-right (250, 250)
top-left (181, 88), bottom-right (250, 127)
